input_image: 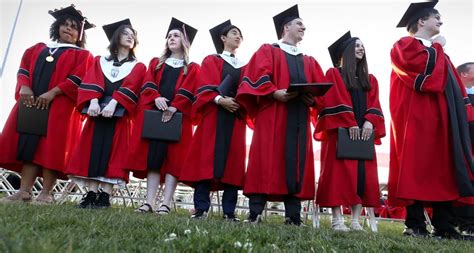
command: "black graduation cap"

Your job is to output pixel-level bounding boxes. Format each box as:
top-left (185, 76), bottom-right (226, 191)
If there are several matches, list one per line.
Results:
top-left (48, 5), bottom-right (94, 30)
top-left (209, 20), bottom-right (232, 54)
top-left (328, 31), bottom-right (359, 67)
top-left (166, 17), bottom-right (198, 45)
top-left (103, 19), bottom-right (132, 41)
top-left (396, 1), bottom-right (438, 29)
top-left (273, 5), bottom-right (300, 40)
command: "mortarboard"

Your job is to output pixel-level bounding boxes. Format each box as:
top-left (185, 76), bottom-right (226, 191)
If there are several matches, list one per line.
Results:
top-left (209, 20), bottom-right (232, 54)
top-left (396, 1), bottom-right (438, 30)
top-left (328, 31), bottom-right (359, 67)
top-left (49, 4), bottom-right (95, 41)
top-left (49, 5), bottom-right (94, 30)
top-left (166, 17), bottom-right (198, 45)
top-left (103, 19), bottom-right (132, 41)
top-left (273, 5), bottom-right (300, 40)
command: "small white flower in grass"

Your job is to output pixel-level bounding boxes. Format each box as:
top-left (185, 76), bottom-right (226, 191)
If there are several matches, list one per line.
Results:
top-left (269, 243), bottom-right (279, 250)
top-left (169, 233), bottom-right (177, 239)
top-left (234, 241), bottom-right (242, 248)
top-left (243, 242), bottom-right (253, 250)
top-left (184, 229), bottom-right (191, 235)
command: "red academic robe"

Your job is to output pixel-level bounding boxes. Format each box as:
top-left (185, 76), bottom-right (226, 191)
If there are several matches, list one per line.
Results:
top-left (314, 68), bottom-right (385, 207)
top-left (0, 43), bottom-right (93, 175)
top-left (388, 36), bottom-right (474, 206)
top-left (126, 58), bottom-right (199, 180)
top-left (180, 55), bottom-right (247, 189)
top-left (236, 44), bottom-right (325, 201)
top-left (65, 56), bottom-right (146, 181)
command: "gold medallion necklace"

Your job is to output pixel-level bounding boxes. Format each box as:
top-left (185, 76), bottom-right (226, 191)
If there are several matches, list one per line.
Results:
top-left (46, 47), bottom-right (59, 62)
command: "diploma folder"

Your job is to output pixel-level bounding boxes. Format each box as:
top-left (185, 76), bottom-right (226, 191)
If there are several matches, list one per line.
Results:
top-left (17, 102), bottom-right (49, 136)
top-left (142, 110), bottom-right (182, 142)
top-left (336, 127), bottom-right (375, 160)
top-left (217, 74), bottom-right (237, 97)
top-left (287, 83), bottom-right (333, 97)
top-left (81, 96), bottom-right (125, 117)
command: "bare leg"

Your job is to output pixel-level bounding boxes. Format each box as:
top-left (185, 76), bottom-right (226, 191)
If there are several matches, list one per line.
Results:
top-left (332, 206), bottom-right (342, 220)
top-left (351, 204), bottom-right (363, 221)
top-left (350, 204), bottom-right (364, 230)
top-left (1, 163), bottom-right (39, 201)
top-left (155, 173), bottom-right (177, 214)
top-left (39, 168), bottom-right (57, 194)
top-left (331, 206), bottom-right (349, 231)
top-left (88, 180), bottom-right (100, 192)
top-left (146, 171), bottom-right (161, 207)
top-left (101, 182), bottom-right (113, 195)
top-left (20, 163), bottom-right (40, 193)
top-left (35, 168), bottom-right (57, 203)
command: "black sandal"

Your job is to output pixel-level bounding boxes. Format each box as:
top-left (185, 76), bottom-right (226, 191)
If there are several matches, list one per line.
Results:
top-left (156, 204), bottom-right (171, 215)
top-left (135, 203), bottom-right (153, 213)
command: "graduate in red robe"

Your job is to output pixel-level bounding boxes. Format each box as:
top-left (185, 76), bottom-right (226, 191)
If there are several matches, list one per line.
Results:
top-left (453, 62), bottom-right (474, 236)
top-left (179, 20), bottom-right (247, 221)
top-left (65, 19), bottom-right (146, 209)
top-left (314, 31), bottom-right (385, 231)
top-left (0, 5), bottom-right (94, 204)
top-left (389, 1), bottom-right (474, 239)
top-left (236, 5), bottom-right (325, 225)
top-left (127, 18), bottom-right (199, 215)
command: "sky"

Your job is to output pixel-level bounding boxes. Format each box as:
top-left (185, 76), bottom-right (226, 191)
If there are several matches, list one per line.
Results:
top-left (1, 0), bottom-right (473, 160)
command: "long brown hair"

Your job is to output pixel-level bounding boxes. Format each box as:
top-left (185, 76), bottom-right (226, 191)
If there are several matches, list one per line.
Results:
top-left (340, 39), bottom-right (371, 91)
top-left (106, 25), bottom-right (138, 61)
top-left (155, 29), bottom-right (190, 75)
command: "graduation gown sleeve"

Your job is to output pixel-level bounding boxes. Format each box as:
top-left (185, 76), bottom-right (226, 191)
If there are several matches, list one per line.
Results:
top-left (171, 63), bottom-right (199, 117)
top-left (237, 44), bottom-right (278, 119)
top-left (57, 49), bottom-right (94, 102)
top-left (113, 63), bottom-right (146, 113)
top-left (390, 37), bottom-right (447, 93)
top-left (77, 56), bottom-right (105, 110)
top-left (192, 55), bottom-right (222, 123)
top-left (139, 58), bottom-right (162, 107)
top-left (15, 44), bottom-right (40, 99)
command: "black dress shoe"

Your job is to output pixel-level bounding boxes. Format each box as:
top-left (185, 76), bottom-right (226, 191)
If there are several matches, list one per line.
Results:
top-left (76, 191), bottom-right (97, 209)
top-left (191, 210), bottom-right (207, 220)
top-left (243, 212), bottom-right (262, 224)
top-left (460, 226), bottom-right (474, 236)
top-left (93, 191), bottom-right (111, 209)
top-left (284, 217), bottom-right (305, 227)
top-left (431, 228), bottom-right (474, 240)
top-left (223, 213), bottom-right (240, 222)
top-left (402, 227), bottom-right (429, 237)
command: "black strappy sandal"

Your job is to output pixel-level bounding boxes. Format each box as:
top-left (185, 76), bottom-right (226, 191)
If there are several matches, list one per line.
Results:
top-left (156, 204), bottom-right (171, 215)
top-left (135, 203), bottom-right (153, 213)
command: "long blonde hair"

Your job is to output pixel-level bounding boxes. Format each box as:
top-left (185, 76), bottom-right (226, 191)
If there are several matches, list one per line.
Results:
top-left (155, 29), bottom-right (190, 74)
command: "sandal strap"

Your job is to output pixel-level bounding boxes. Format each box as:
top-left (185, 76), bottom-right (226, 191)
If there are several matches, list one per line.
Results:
top-left (137, 203), bottom-right (153, 213)
top-left (156, 204), bottom-right (171, 213)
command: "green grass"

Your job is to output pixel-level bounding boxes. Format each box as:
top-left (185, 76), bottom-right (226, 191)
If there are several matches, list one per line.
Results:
top-left (0, 203), bottom-right (472, 253)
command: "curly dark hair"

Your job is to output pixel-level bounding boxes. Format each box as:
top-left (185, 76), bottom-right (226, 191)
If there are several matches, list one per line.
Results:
top-left (49, 14), bottom-right (87, 48)
top-left (106, 25), bottom-right (138, 61)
